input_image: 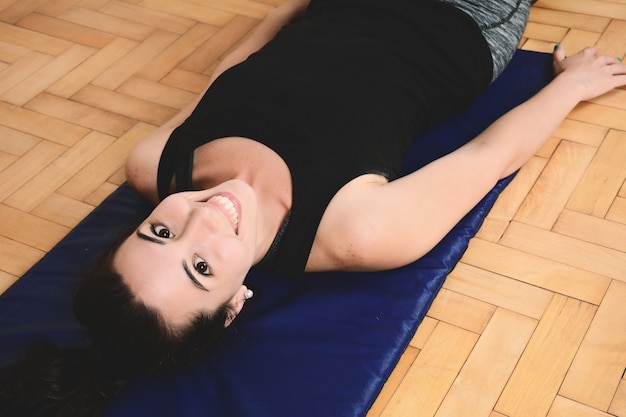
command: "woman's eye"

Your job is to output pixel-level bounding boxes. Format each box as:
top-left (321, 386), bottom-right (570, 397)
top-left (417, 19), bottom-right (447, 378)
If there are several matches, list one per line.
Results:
top-left (193, 256), bottom-right (210, 276)
top-left (151, 224), bottom-right (173, 239)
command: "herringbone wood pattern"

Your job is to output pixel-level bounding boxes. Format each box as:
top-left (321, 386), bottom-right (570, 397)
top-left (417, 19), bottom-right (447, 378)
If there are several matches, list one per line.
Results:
top-left (0, 1), bottom-right (625, 416)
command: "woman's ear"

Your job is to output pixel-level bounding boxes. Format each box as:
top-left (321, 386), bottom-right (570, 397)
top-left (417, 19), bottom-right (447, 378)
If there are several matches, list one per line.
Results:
top-left (224, 285), bottom-right (250, 327)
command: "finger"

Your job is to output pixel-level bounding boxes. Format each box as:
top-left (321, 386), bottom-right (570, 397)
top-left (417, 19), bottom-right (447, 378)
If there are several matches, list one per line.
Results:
top-left (610, 74), bottom-right (626, 91)
top-left (553, 44), bottom-right (567, 63)
top-left (613, 62), bottom-right (626, 76)
top-left (600, 54), bottom-right (622, 65)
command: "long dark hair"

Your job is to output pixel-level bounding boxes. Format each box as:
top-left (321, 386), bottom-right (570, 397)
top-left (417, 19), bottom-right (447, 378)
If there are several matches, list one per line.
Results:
top-left (0, 236), bottom-right (234, 417)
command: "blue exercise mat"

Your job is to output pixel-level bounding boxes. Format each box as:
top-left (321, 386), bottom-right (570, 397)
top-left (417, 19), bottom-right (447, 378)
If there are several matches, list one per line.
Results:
top-left (0, 50), bottom-right (553, 417)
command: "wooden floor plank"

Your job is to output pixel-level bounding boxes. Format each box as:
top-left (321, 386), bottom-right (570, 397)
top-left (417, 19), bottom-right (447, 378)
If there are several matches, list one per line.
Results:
top-left (0, 38), bottom-right (31, 63)
top-left (4, 131), bottom-right (116, 211)
top-left (0, 270), bottom-right (19, 296)
top-left (98, 1), bottom-right (197, 34)
top-left (135, 22), bottom-right (219, 82)
top-left (84, 181), bottom-right (118, 206)
top-left (0, 100), bottom-right (89, 146)
top-left (0, 151), bottom-right (16, 172)
top-left (57, 122), bottom-right (154, 200)
top-left (560, 28), bottom-right (602, 54)
top-left (0, 235), bottom-right (44, 277)
top-left (2, 43), bottom-right (95, 106)
top-left (435, 309), bottom-right (537, 417)
top-left (529, 7), bottom-right (610, 32)
top-left (522, 21), bottom-right (569, 44)
top-left (0, 140), bottom-right (67, 202)
top-left (25, 92), bottom-right (135, 136)
top-left (495, 295), bottom-right (597, 417)
top-left (16, 12), bottom-right (116, 48)
top-left (137, 0), bottom-right (235, 26)
top-left (501, 222), bottom-right (626, 281)
top-left (0, 0), bottom-right (50, 26)
top-left (548, 396), bottom-right (615, 417)
top-left (116, 77), bottom-right (197, 110)
top-left (31, 192), bottom-right (95, 228)
top-left (609, 379), bottom-right (626, 417)
top-left (71, 84), bottom-right (178, 126)
top-left (0, 51), bottom-right (53, 95)
top-left (46, 37), bottom-right (138, 98)
top-left (178, 14), bottom-right (259, 74)
top-left (477, 156), bottom-right (547, 242)
top-left (568, 102), bottom-right (626, 131)
top-left (445, 262), bottom-right (554, 320)
top-left (460, 238), bottom-right (610, 305)
top-left (0, 204), bottom-right (69, 252)
top-left (560, 280), bottom-right (626, 411)
top-left (367, 346), bottom-right (420, 417)
top-left (194, 0), bottom-right (274, 19)
top-left (409, 316), bottom-right (438, 350)
top-left (380, 323), bottom-right (478, 417)
top-left (58, 6), bottom-right (155, 41)
top-left (536, 0), bottom-right (626, 20)
top-left (90, 29), bottom-right (179, 90)
top-left (553, 118), bottom-right (608, 146)
top-left (514, 140), bottom-right (596, 229)
top-left (607, 196), bottom-right (626, 224)
top-left (595, 18), bottom-right (626, 58)
top-left (566, 129), bottom-right (626, 217)
top-left (535, 136), bottom-right (560, 159)
top-left (591, 88), bottom-right (626, 112)
top-left (34, 0), bottom-right (82, 17)
top-left (0, 20), bottom-right (73, 54)
top-left (426, 288), bottom-right (496, 334)
top-left (0, 125), bottom-right (40, 156)
top-left (554, 209), bottom-right (626, 252)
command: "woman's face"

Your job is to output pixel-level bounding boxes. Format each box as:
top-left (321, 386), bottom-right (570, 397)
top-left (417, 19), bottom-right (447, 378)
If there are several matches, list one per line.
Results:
top-left (114, 180), bottom-right (259, 326)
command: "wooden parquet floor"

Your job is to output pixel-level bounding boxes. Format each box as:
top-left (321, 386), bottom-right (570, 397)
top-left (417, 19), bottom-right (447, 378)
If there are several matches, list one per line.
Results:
top-left (0, 1), bottom-right (625, 416)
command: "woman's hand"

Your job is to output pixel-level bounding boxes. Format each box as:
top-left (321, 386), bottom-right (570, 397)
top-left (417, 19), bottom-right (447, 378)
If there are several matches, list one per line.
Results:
top-left (553, 45), bottom-right (626, 102)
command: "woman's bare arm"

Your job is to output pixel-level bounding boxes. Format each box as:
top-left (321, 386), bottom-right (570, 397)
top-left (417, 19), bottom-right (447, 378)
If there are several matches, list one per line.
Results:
top-left (311, 47), bottom-right (626, 272)
top-left (125, 0), bottom-right (311, 202)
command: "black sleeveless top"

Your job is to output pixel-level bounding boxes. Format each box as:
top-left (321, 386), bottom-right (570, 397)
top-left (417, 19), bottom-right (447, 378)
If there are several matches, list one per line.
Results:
top-left (157, 0), bottom-right (492, 278)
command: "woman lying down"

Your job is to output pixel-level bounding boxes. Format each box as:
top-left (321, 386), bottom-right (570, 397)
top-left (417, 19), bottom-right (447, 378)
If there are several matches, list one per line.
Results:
top-left (1, 0), bottom-right (625, 416)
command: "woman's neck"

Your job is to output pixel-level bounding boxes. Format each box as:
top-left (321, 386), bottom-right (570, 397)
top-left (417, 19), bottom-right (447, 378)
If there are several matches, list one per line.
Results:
top-left (192, 137), bottom-right (292, 264)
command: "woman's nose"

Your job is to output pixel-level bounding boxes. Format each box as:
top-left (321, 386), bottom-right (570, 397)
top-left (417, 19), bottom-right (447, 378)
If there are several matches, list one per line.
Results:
top-left (184, 205), bottom-right (219, 235)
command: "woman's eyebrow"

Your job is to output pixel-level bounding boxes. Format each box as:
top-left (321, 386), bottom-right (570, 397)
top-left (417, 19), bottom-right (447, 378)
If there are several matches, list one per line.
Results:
top-left (136, 230), bottom-right (165, 245)
top-left (182, 261), bottom-right (209, 291)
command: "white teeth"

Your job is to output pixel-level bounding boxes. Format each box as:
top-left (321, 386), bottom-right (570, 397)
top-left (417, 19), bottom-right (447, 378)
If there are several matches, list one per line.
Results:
top-left (208, 195), bottom-right (239, 232)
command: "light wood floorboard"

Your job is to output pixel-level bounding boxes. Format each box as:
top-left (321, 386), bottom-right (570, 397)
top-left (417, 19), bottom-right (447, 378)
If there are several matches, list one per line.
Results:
top-left (0, 1), bottom-right (624, 416)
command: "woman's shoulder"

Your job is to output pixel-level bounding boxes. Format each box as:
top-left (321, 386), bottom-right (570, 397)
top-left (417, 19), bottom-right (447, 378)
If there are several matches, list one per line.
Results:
top-left (306, 173), bottom-right (389, 272)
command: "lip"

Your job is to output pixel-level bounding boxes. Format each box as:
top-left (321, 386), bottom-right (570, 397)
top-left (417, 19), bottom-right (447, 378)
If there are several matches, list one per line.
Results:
top-left (204, 192), bottom-right (242, 234)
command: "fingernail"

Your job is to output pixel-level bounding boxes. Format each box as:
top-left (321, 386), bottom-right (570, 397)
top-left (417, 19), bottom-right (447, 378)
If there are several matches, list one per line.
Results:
top-left (618, 57), bottom-right (623, 62)
top-left (554, 44), bottom-right (561, 50)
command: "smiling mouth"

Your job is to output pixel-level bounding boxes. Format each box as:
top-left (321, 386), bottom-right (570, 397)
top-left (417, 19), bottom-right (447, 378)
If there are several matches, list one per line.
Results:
top-left (207, 194), bottom-right (240, 234)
